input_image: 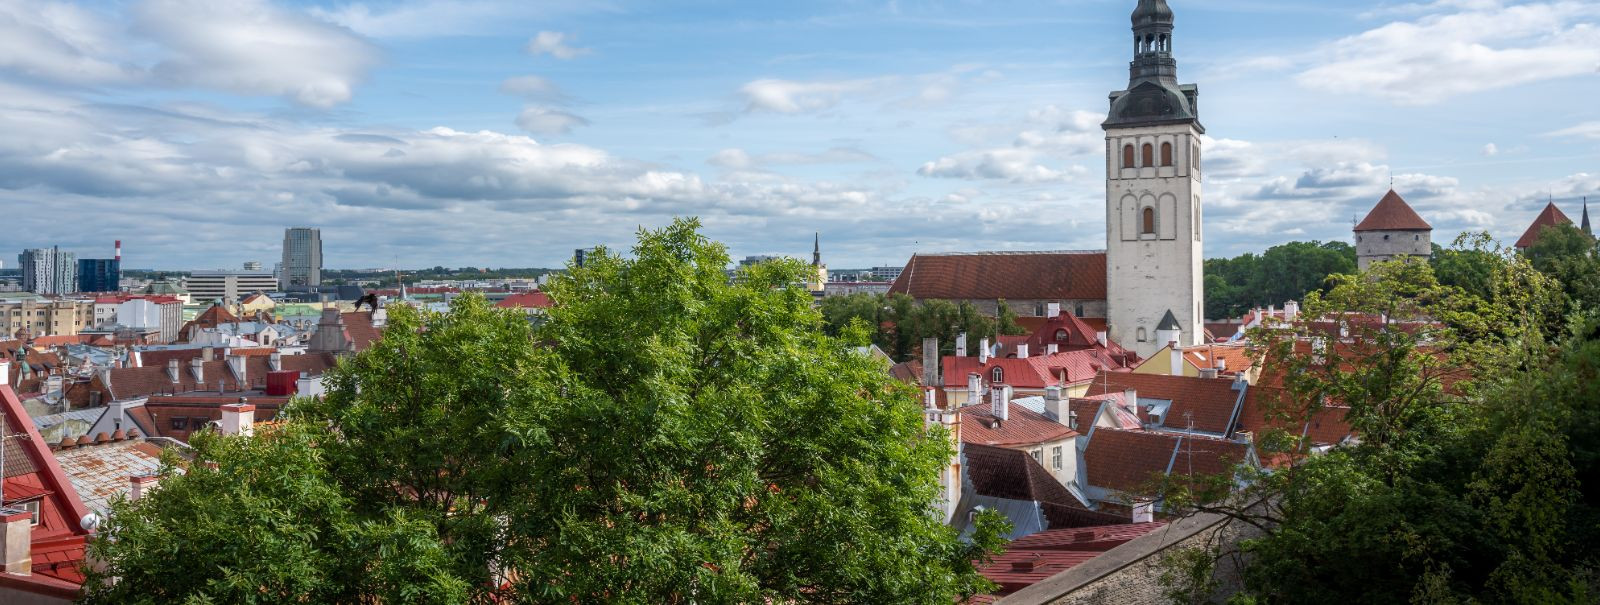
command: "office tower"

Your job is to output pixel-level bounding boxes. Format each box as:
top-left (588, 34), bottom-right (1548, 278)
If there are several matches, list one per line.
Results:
top-left (77, 240), bottom-right (122, 293)
top-left (281, 227), bottom-right (323, 287)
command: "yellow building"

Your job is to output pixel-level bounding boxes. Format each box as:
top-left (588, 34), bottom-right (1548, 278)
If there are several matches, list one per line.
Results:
top-left (1133, 342), bottom-right (1261, 384)
top-left (0, 294), bottom-right (95, 338)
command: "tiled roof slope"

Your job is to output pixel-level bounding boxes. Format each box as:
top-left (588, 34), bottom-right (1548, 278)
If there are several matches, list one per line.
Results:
top-left (1354, 190), bottom-right (1432, 232)
top-left (1237, 386), bottom-right (1352, 453)
top-left (495, 292), bottom-right (552, 309)
top-left (1515, 202), bottom-right (1573, 248)
top-left (341, 312), bottom-right (382, 352)
top-left (1085, 428), bottom-right (1249, 494)
top-left (54, 440), bottom-right (166, 515)
top-left (94, 353), bottom-right (336, 401)
top-left (974, 522), bottom-right (1166, 599)
top-left (963, 444), bottom-right (1124, 529)
top-left (888, 251), bottom-right (1108, 301)
top-left (1084, 371), bottom-right (1244, 435)
top-left (959, 402), bottom-right (1076, 448)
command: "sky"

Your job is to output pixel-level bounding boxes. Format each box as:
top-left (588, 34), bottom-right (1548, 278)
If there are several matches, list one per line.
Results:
top-left (0, 0), bottom-right (1596, 271)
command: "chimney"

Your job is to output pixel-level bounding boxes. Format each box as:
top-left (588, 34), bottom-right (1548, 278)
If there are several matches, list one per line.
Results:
top-left (1284, 300), bottom-right (1299, 321)
top-left (1235, 430), bottom-right (1255, 445)
top-left (1069, 409), bottom-right (1079, 430)
top-left (1122, 388), bottom-right (1139, 413)
top-left (201, 346), bottom-right (214, 362)
top-left (1016, 343), bottom-right (1029, 359)
top-left (1046, 302), bottom-right (1061, 319)
top-left (967, 373), bottom-right (981, 405)
top-left (921, 338), bottom-right (940, 388)
top-left (221, 399), bottom-right (255, 437)
top-left (1170, 345), bottom-right (1184, 376)
top-left (190, 357), bottom-right (204, 384)
top-left (991, 384), bottom-right (1012, 422)
top-left (0, 360), bottom-right (8, 386)
top-left (167, 359), bottom-right (180, 383)
top-left (1216, 359), bottom-right (1228, 373)
top-left (1, 508), bottom-right (31, 574)
top-left (923, 387), bottom-right (937, 409)
top-left (1095, 331), bottom-right (1108, 347)
top-left (130, 350), bottom-right (142, 368)
top-left (955, 333), bottom-right (968, 358)
top-left (129, 474), bottom-right (160, 501)
top-left (1044, 386), bottom-right (1067, 426)
top-left (268, 351), bottom-right (282, 372)
top-left (1132, 500), bottom-right (1155, 524)
top-left (978, 338), bottom-right (990, 364)
top-left (114, 240), bottom-right (122, 261)
top-left (1046, 343), bottom-right (1058, 356)
top-left (97, 368), bottom-right (112, 392)
top-left (1200, 368), bottom-right (1219, 379)
top-left (226, 354), bottom-right (247, 388)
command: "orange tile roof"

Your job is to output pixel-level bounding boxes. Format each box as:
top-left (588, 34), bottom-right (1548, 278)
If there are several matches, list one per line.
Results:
top-left (958, 402), bottom-right (1077, 448)
top-left (1515, 201), bottom-right (1573, 248)
top-left (888, 251), bottom-right (1107, 301)
top-left (1084, 371), bottom-right (1245, 435)
top-left (1182, 344), bottom-right (1257, 374)
top-left (975, 522), bottom-right (1166, 599)
top-left (1353, 190), bottom-right (1432, 232)
top-left (495, 292), bottom-right (552, 309)
top-left (1084, 428), bottom-right (1249, 494)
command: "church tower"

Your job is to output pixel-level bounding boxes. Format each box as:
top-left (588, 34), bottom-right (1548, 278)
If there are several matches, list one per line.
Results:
top-left (1104, 0), bottom-right (1205, 358)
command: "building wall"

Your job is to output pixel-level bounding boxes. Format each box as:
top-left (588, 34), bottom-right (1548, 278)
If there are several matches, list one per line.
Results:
top-left (0, 297), bottom-right (95, 337)
top-left (18, 249), bottom-right (77, 295)
top-left (1355, 230), bottom-right (1431, 270)
top-left (75, 258), bottom-right (119, 293)
top-left (1105, 123), bottom-right (1205, 358)
top-left (186, 272), bottom-right (279, 303)
top-left (281, 227), bottom-right (323, 287)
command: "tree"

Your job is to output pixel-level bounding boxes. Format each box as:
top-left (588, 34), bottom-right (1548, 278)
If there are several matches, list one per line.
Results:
top-left (819, 293), bottom-right (1001, 361)
top-left (1523, 223), bottom-right (1600, 314)
top-left (1203, 241), bottom-right (1356, 319)
top-left (87, 218), bottom-right (1001, 604)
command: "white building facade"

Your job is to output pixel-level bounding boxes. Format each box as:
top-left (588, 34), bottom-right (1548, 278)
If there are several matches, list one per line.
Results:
top-left (1103, 0), bottom-right (1204, 358)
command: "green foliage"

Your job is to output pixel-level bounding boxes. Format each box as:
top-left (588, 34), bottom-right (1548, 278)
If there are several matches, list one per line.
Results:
top-left (818, 292), bottom-right (1001, 362)
top-left (1168, 251), bottom-right (1599, 604)
top-left (1204, 241), bottom-right (1357, 319)
top-left (86, 218), bottom-right (999, 604)
top-left (1159, 546), bottom-right (1222, 605)
top-left (1522, 223), bottom-right (1600, 314)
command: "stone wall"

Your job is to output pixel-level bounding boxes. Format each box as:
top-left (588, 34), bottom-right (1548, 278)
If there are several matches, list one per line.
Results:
top-left (998, 508), bottom-right (1269, 605)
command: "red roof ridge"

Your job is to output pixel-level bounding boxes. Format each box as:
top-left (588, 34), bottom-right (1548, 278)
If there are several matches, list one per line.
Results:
top-left (1515, 201), bottom-right (1573, 248)
top-left (1353, 189), bottom-right (1432, 232)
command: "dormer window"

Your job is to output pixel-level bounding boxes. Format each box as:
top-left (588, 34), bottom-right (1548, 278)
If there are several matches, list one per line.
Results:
top-left (1055, 329), bottom-right (1068, 341)
top-left (991, 367), bottom-right (1004, 383)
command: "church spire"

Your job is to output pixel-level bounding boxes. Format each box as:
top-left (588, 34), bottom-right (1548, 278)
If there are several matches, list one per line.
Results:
top-left (812, 232), bottom-right (821, 267)
top-left (1104, 0), bottom-right (1200, 131)
top-left (1584, 197), bottom-right (1592, 236)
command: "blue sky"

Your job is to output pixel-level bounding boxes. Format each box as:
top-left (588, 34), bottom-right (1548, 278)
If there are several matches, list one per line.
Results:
top-left (0, 0), bottom-right (1596, 270)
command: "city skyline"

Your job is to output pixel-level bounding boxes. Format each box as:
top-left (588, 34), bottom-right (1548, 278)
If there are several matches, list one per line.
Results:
top-left (0, 0), bottom-right (1596, 269)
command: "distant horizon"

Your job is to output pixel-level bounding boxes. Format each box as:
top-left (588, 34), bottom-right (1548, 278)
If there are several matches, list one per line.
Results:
top-left (0, 0), bottom-right (1595, 269)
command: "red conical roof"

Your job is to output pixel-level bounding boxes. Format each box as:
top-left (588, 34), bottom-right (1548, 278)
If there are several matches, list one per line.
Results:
top-left (1354, 190), bottom-right (1432, 232)
top-left (1514, 202), bottom-right (1572, 249)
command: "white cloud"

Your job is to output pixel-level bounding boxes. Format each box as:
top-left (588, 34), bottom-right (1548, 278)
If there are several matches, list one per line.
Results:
top-left (514, 107), bottom-right (590, 135)
top-left (1549, 121), bottom-right (1600, 139)
top-left (1482, 143), bottom-right (1499, 156)
top-left (310, 1), bottom-right (609, 39)
top-left (1297, 0), bottom-right (1600, 105)
top-left (918, 148), bottom-right (1070, 183)
top-left (499, 75), bottom-right (570, 103)
top-left (707, 147), bottom-right (878, 169)
top-left (737, 68), bottom-right (990, 116)
top-left (0, 0), bottom-right (142, 85)
top-left (525, 31), bottom-right (590, 60)
top-left (135, 0), bottom-right (379, 107)
top-left (739, 77), bottom-right (884, 114)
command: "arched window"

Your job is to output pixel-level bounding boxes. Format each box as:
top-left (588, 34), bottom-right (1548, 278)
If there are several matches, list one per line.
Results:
top-left (1123, 144), bottom-right (1135, 169)
top-left (1055, 329), bottom-right (1069, 341)
top-left (1161, 142), bottom-right (1173, 166)
top-left (1142, 143), bottom-right (1154, 167)
top-left (990, 367), bottom-right (1004, 383)
top-left (1142, 207), bottom-right (1156, 235)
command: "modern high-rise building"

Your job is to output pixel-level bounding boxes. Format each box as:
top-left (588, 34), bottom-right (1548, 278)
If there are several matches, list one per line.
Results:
top-left (186, 269), bottom-right (279, 303)
top-left (77, 240), bottom-right (122, 293)
top-left (18, 247), bottom-right (77, 295)
top-left (243, 261), bottom-right (263, 271)
top-left (281, 227), bottom-right (323, 287)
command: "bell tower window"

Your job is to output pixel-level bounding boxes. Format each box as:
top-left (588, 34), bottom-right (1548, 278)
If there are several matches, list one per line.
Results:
top-left (1123, 144), bottom-right (1135, 169)
top-left (1142, 143), bottom-right (1154, 167)
top-left (1142, 207), bottom-right (1156, 235)
top-left (1161, 142), bottom-right (1173, 166)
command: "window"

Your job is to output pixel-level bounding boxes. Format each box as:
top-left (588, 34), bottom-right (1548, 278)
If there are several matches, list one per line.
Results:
top-left (1034, 303), bottom-right (1045, 316)
top-left (171, 417), bottom-right (187, 430)
top-left (1161, 142), bottom-right (1173, 166)
top-left (1142, 207), bottom-right (1156, 235)
top-left (1141, 143), bottom-right (1154, 167)
top-left (1051, 446), bottom-right (1063, 470)
top-left (1075, 304), bottom-right (1085, 317)
top-left (17, 499), bottom-right (40, 525)
top-left (1030, 449), bottom-right (1042, 463)
top-left (1137, 327), bottom-right (1148, 342)
top-left (1055, 329), bottom-right (1069, 341)
top-left (990, 367), bottom-right (1004, 383)
top-left (1122, 144), bottom-right (1135, 169)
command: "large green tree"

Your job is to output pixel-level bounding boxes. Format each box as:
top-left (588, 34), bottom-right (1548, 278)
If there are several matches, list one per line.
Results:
top-left (1204, 241), bottom-right (1356, 319)
top-left (86, 219), bottom-right (1001, 604)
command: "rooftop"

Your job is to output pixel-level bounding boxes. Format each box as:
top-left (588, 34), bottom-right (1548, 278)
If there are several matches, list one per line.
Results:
top-left (888, 251), bottom-right (1108, 301)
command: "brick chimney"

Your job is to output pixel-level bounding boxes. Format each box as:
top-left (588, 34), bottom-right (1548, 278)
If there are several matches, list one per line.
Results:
top-left (0, 360), bottom-right (8, 386)
top-left (1, 508), bottom-right (31, 575)
top-left (221, 399), bottom-right (255, 437)
top-left (129, 474), bottom-right (160, 501)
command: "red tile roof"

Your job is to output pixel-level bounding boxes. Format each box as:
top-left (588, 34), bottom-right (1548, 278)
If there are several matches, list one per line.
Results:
top-left (0, 385), bottom-right (93, 596)
top-left (888, 251), bottom-right (1107, 301)
top-left (495, 292), bottom-right (552, 309)
top-left (1237, 386), bottom-right (1352, 455)
top-left (1515, 202), bottom-right (1573, 248)
top-left (1084, 371), bottom-right (1245, 435)
top-left (1084, 428), bottom-right (1249, 495)
top-left (341, 312), bottom-right (382, 352)
top-left (94, 353), bottom-right (336, 402)
top-left (1181, 344), bottom-right (1257, 375)
top-left (963, 444), bottom-right (1125, 528)
top-left (958, 402), bottom-right (1077, 448)
top-left (974, 522), bottom-right (1166, 599)
top-left (1353, 190), bottom-right (1432, 232)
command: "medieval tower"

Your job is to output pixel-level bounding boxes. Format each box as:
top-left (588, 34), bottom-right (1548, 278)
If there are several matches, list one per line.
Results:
top-left (1104, 0), bottom-right (1205, 357)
